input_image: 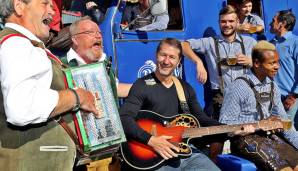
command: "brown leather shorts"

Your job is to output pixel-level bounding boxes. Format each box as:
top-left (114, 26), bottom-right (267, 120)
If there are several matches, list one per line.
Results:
top-left (231, 133), bottom-right (298, 171)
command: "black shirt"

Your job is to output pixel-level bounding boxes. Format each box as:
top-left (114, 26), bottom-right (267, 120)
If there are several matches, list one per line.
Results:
top-left (120, 73), bottom-right (222, 144)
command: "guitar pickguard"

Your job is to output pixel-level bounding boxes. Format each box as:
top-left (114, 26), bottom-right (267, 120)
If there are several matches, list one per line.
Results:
top-left (170, 115), bottom-right (199, 128)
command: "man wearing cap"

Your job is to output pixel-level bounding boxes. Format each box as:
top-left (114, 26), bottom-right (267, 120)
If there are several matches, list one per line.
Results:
top-left (270, 10), bottom-right (298, 129)
top-left (220, 41), bottom-right (298, 171)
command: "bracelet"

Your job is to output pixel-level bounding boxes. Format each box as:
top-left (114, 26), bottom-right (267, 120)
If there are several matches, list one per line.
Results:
top-left (69, 88), bottom-right (80, 112)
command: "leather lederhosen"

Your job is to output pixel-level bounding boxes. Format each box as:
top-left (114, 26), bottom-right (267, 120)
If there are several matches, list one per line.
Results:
top-left (231, 77), bottom-right (298, 171)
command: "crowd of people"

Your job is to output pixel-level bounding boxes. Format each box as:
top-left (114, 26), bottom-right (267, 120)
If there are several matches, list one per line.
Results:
top-left (0, 0), bottom-right (298, 171)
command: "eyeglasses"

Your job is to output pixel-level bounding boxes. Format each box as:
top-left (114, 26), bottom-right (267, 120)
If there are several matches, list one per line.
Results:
top-left (72, 30), bottom-right (102, 37)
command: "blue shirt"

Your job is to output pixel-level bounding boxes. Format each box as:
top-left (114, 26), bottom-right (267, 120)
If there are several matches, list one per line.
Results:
top-left (242, 13), bottom-right (264, 27)
top-left (187, 34), bottom-right (257, 90)
top-left (271, 31), bottom-right (298, 97)
top-left (220, 70), bottom-right (298, 149)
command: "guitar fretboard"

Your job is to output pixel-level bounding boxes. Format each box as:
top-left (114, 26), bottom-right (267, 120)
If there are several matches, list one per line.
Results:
top-left (182, 119), bottom-right (287, 138)
top-left (182, 124), bottom-right (254, 138)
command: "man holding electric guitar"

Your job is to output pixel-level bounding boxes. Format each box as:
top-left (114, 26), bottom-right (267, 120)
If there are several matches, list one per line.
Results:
top-left (119, 38), bottom-right (255, 170)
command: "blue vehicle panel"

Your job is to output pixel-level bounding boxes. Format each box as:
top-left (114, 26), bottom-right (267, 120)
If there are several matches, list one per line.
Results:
top-left (100, 0), bottom-right (298, 107)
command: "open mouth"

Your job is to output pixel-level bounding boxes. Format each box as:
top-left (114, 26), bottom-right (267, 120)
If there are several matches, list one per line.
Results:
top-left (42, 17), bottom-right (53, 26)
top-left (93, 41), bottom-right (102, 48)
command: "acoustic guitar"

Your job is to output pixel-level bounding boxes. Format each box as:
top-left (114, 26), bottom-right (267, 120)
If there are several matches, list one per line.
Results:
top-left (120, 110), bottom-right (291, 170)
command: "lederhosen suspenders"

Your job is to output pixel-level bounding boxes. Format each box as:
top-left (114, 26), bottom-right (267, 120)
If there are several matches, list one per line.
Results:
top-left (212, 36), bottom-right (246, 92)
top-left (237, 77), bottom-right (274, 120)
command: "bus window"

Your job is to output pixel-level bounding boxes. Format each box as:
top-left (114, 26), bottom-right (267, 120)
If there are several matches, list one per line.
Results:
top-left (228, 0), bottom-right (263, 18)
top-left (65, 0), bottom-right (111, 25)
top-left (167, 0), bottom-right (183, 30)
top-left (228, 0), bottom-right (265, 34)
top-left (121, 0), bottom-right (183, 31)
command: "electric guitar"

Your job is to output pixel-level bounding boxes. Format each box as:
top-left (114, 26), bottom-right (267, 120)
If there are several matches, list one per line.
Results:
top-left (120, 110), bottom-right (291, 170)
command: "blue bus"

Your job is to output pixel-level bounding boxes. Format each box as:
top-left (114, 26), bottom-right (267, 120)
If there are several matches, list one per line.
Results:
top-left (71, 0), bottom-right (298, 170)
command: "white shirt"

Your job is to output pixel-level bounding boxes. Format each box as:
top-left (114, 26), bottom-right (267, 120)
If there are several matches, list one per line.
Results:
top-left (66, 48), bottom-right (106, 65)
top-left (0, 23), bottom-right (59, 126)
top-left (66, 48), bottom-right (119, 86)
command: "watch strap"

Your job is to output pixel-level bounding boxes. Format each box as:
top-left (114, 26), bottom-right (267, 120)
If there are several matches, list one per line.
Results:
top-left (69, 88), bottom-right (80, 112)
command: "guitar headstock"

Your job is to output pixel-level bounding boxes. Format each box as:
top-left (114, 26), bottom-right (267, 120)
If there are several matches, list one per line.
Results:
top-left (259, 116), bottom-right (292, 131)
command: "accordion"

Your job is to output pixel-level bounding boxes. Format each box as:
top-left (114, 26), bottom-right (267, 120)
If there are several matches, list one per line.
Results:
top-left (63, 62), bottom-right (126, 165)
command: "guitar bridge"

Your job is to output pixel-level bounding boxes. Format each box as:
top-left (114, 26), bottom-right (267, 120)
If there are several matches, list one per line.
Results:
top-left (178, 142), bottom-right (190, 153)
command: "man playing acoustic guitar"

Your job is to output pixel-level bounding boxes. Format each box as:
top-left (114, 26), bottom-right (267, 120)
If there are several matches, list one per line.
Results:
top-left (120, 38), bottom-right (254, 170)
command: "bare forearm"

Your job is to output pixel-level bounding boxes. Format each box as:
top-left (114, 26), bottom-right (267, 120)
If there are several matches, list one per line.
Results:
top-left (117, 83), bottom-right (132, 98)
top-left (182, 41), bottom-right (207, 83)
top-left (49, 89), bottom-right (76, 117)
top-left (181, 41), bottom-right (203, 64)
top-left (50, 88), bottom-right (100, 118)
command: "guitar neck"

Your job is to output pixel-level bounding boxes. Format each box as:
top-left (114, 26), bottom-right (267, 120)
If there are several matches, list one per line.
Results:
top-left (182, 122), bottom-right (260, 138)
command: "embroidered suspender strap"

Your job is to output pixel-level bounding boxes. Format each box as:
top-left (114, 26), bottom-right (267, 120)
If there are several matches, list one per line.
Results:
top-left (239, 35), bottom-right (248, 74)
top-left (239, 35), bottom-right (246, 55)
top-left (212, 36), bottom-right (247, 92)
top-left (238, 77), bottom-right (275, 117)
top-left (269, 81), bottom-right (274, 111)
top-left (237, 77), bottom-right (267, 120)
top-left (172, 76), bottom-right (191, 114)
top-left (212, 37), bottom-right (224, 93)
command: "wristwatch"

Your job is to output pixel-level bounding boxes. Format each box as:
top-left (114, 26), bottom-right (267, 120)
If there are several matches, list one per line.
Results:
top-left (69, 88), bottom-right (80, 112)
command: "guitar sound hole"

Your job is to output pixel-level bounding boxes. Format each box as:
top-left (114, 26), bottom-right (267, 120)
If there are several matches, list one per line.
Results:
top-left (184, 117), bottom-right (190, 123)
